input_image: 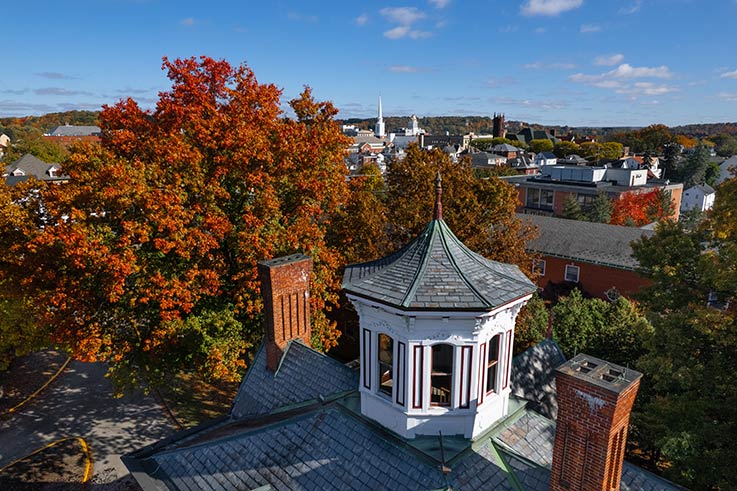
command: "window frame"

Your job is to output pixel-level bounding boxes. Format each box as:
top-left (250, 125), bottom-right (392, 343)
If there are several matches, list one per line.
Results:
top-left (377, 333), bottom-right (394, 400)
top-left (564, 264), bottom-right (580, 283)
top-left (485, 334), bottom-right (501, 396)
top-left (430, 343), bottom-right (454, 407)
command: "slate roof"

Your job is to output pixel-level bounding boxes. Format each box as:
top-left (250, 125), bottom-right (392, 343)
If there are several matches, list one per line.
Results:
top-left (520, 214), bottom-right (655, 270)
top-left (492, 143), bottom-right (521, 152)
top-left (493, 408), bottom-right (683, 491)
top-left (230, 341), bottom-right (358, 419)
top-left (47, 124), bottom-right (101, 137)
top-left (510, 339), bottom-right (566, 420)
top-left (4, 153), bottom-right (67, 183)
top-left (126, 336), bottom-right (682, 491)
top-left (687, 183), bottom-right (715, 195)
top-left (342, 219), bottom-right (536, 311)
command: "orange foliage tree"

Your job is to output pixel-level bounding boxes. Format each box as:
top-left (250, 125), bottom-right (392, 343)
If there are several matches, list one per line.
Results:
top-left (0, 57), bottom-right (350, 389)
top-left (610, 188), bottom-right (675, 226)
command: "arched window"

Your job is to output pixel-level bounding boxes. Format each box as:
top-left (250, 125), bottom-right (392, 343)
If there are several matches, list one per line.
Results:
top-left (378, 334), bottom-right (394, 398)
top-left (431, 344), bottom-right (453, 406)
top-left (486, 334), bottom-right (501, 394)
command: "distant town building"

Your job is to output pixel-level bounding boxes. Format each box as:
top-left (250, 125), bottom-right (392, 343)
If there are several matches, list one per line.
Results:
top-left (3, 153), bottom-right (68, 185)
top-left (521, 213), bottom-right (654, 299)
top-left (492, 112), bottom-right (506, 138)
top-left (43, 124), bottom-right (101, 146)
top-left (374, 95), bottom-right (385, 138)
top-left (681, 184), bottom-right (715, 213)
top-left (505, 164), bottom-right (683, 220)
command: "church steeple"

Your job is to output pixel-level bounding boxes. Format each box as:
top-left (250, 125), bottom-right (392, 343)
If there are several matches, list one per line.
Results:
top-left (375, 95), bottom-right (386, 138)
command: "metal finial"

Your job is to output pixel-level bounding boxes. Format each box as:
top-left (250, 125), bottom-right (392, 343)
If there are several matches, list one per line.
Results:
top-left (434, 172), bottom-right (443, 221)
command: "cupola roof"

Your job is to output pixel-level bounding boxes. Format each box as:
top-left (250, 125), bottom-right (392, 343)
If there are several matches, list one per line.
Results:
top-left (342, 174), bottom-right (536, 311)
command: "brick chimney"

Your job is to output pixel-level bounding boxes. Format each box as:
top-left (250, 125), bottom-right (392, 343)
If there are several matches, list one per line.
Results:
top-left (550, 354), bottom-right (642, 491)
top-left (258, 254), bottom-right (313, 372)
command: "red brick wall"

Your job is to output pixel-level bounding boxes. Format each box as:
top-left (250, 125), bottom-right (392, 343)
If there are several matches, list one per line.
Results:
top-left (551, 370), bottom-right (640, 491)
top-left (258, 254), bottom-right (312, 372)
top-left (535, 255), bottom-right (651, 299)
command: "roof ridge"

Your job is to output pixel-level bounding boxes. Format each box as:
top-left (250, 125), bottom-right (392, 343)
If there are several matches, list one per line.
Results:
top-left (400, 220), bottom-right (437, 308)
top-left (436, 221), bottom-right (492, 308)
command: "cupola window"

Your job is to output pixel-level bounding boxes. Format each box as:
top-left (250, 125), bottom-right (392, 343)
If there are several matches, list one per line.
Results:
top-left (431, 344), bottom-right (454, 406)
top-left (378, 333), bottom-right (394, 398)
top-left (486, 334), bottom-right (501, 394)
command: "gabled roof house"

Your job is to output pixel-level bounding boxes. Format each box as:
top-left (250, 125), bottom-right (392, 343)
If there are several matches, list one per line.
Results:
top-left (124, 176), bottom-right (680, 491)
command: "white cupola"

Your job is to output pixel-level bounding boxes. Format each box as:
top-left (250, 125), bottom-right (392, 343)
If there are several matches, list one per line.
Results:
top-left (342, 174), bottom-right (536, 439)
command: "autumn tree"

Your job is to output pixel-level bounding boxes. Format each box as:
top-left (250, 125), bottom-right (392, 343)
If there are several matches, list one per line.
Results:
top-left (0, 57), bottom-right (351, 389)
top-left (384, 144), bottom-right (536, 271)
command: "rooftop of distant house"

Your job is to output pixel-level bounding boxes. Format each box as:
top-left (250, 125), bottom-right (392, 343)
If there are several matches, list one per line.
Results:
top-left (45, 124), bottom-right (101, 137)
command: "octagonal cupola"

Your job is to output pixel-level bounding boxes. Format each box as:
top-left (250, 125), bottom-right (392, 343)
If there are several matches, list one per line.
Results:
top-left (342, 174), bottom-right (537, 439)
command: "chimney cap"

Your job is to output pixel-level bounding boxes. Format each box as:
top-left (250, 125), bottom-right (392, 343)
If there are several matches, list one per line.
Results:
top-left (556, 353), bottom-right (642, 395)
top-left (259, 253), bottom-right (311, 268)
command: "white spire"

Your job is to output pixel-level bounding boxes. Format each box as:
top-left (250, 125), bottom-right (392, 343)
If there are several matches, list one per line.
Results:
top-left (375, 95), bottom-right (386, 138)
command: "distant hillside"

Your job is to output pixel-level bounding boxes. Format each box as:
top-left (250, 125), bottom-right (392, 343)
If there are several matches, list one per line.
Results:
top-left (671, 122), bottom-right (737, 137)
top-left (0, 110), bottom-right (99, 135)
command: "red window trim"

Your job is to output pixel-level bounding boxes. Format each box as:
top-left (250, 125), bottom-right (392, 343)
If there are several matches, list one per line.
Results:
top-left (503, 330), bottom-right (512, 390)
top-left (412, 345), bottom-right (424, 409)
top-left (397, 341), bottom-right (406, 407)
top-left (459, 346), bottom-right (473, 409)
top-left (362, 328), bottom-right (371, 390)
top-left (478, 342), bottom-right (487, 406)
top-left (485, 334), bottom-right (501, 396)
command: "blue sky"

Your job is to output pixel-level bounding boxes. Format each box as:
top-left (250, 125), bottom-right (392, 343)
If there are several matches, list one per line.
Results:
top-left (2, 0), bottom-right (737, 126)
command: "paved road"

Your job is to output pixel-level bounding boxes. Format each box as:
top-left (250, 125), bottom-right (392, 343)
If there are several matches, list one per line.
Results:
top-left (0, 360), bottom-right (174, 481)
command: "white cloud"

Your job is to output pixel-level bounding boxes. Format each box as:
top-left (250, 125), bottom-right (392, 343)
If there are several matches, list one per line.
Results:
top-left (535, 27), bottom-right (546, 33)
top-left (524, 61), bottom-right (576, 70)
top-left (491, 95), bottom-right (567, 110)
top-left (594, 54), bottom-right (625, 66)
top-left (499, 25), bottom-right (518, 33)
top-left (580, 23), bottom-right (601, 33)
top-left (570, 63), bottom-right (676, 98)
top-left (355, 14), bottom-right (369, 26)
top-left (720, 69), bottom-right (737, 79)
top-left (387, 65), bottom-right (431, 73)
top-left (380, 7), bottom-right (431, 39)
top-left (521, 0), bottom-right (583, 16)
top-left (180, 17), bottom-right (195, 26)
top-left (718, 92), bottom-right (737, 102)
top-left (619, 0), bottom-right (641, 14)
top-left (379, 7), bottom-right (425, 25)
top-left (429, 0), bottom-right (451, 8)
top-left (384, 26), bottom-right (410, 39)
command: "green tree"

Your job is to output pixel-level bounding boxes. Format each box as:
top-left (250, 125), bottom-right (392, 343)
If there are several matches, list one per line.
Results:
top-left (529, 139), bottom-right (553, 154)
top-left (514, 293), bottom-right (548, 354)
top-left (601, 141), bottom-right (623, 159)
top-left (587, 192), bottom-right (614, 223)
top-left (553, 140), bottom-right (580, 158)
top-left (681, 145), bottom-right (711, 186)
top-left (579, 141), bottom-right (604, 162)
top-left (562, 193), bottom-right (585, 221)
top-left (5, 134), bottom-right (69, 164)
top-left (661, 143), bottom-right (681, 180)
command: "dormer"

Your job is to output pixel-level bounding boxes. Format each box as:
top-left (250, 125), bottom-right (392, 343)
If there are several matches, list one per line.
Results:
top-left (342, 174), bottom-right (537, 439)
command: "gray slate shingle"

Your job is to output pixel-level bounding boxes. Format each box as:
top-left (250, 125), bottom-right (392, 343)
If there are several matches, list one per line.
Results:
top-left (343, 219), bottom-right (536, 311)
top-left (149, 407), bottom-right (448, 491)
top-left (520, 214), bottom-right (654, 270)
top-left (230, 341), bottom-right (358, 419)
